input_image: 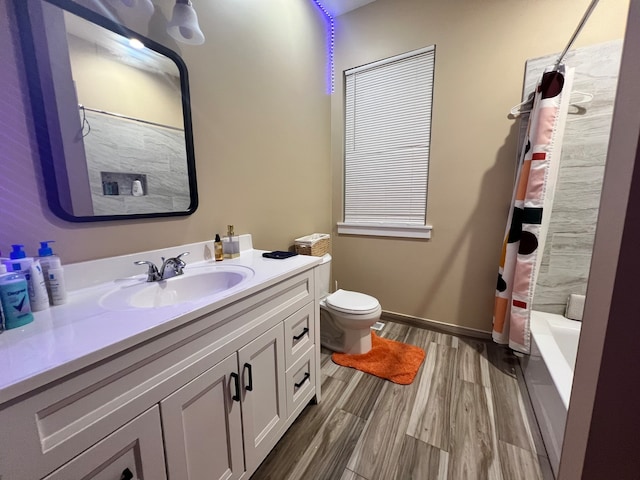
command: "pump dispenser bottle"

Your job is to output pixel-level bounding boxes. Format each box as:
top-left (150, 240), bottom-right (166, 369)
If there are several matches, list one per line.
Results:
top-left (223, 225), bottom-right (240, 259)
top-left (38, 241), bottom-right (67, 305)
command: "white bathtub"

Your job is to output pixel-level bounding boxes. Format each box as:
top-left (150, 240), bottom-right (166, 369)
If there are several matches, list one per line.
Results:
top-left (520, 311), bottom-right (581, 477)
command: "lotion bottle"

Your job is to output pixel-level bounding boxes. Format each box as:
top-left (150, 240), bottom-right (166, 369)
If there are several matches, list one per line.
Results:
top-left (0, 264), bottom-right (34, 329)
top-left (37, 241), bottom-right (68, 305)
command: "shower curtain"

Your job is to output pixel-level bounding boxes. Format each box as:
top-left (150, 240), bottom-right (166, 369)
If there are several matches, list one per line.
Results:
top-left (493, 65), bottom-right (573, 353)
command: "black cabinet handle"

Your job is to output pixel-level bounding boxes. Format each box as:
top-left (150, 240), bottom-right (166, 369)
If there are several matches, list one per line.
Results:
top-left (294, 372), bottom-right (310, 389)
top-left (293, 327), bottom-right (309, 341)
top-left (121, 468), bottom-right (134, 480)
top-left (230, 372), bottom-right (240, 401)
top-left (244, 363), bottom-right (253, 391)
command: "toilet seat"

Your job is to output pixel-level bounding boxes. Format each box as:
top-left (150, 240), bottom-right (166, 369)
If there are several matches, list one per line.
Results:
top-left (325, 289), bottom-right (380, 315)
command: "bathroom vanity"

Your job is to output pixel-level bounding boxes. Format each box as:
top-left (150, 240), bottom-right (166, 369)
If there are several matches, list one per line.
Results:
top-left (0, 238), bottom-right (321, 480)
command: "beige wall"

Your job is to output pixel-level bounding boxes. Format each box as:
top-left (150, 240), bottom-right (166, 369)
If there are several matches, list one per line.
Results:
top-left (0, 0), bottom-right (330, 262)
top-left (68, 34), bottom-right (183, 128)
top-left (331, 0), bottom-right (629, 332)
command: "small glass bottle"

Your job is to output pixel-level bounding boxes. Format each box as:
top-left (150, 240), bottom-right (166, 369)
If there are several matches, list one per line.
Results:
top-left (214, 234), bottom-right (223, 261)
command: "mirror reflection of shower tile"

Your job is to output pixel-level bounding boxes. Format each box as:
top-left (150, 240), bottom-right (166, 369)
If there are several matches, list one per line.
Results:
top-left (172, 196), bottom-right (191, 210)
top-left (124, 195), bottom-right (173, 214)
top-left (93, 195), bottom-right (125, 215)
top-left (147, 172), bottom-right (188, 197)
top-left (169, 150), bottom-right (189, 174)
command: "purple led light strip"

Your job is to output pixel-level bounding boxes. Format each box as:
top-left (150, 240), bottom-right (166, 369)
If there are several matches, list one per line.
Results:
top-left (311, 0), bottom-right (335, 93)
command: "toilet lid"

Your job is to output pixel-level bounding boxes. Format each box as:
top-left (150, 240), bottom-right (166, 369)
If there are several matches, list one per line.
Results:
top-left (325, 289), bottom-right (380, 315)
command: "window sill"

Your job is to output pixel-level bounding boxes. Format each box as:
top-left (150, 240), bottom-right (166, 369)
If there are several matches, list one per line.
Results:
top-left (336, 222), bottom-right (432, 239)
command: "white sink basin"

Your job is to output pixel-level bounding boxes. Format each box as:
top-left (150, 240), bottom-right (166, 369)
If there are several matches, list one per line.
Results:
top-left (100, 265), bottom-right (255, 310)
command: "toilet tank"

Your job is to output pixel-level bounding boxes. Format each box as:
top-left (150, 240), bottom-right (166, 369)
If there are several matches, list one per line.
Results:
top-left (318, 254), bottom-right (332, 298)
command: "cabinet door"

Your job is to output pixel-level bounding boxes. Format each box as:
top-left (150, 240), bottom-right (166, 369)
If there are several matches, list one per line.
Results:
top-left (238, 323), bottom-right (286, 473)
top-left (161, 353), bottom-right (244, 480)
top-left (43, 406), bottom-right (166, 480)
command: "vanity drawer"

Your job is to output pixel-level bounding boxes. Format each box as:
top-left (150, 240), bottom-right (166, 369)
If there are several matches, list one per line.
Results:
top-left (284, 302), bottom-right (315, 369)
top-left (285, 346), bottom-right (316, 418)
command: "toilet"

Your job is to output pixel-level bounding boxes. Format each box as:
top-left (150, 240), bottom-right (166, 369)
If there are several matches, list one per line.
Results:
top-left (318, 254), bottom-right (382, 355)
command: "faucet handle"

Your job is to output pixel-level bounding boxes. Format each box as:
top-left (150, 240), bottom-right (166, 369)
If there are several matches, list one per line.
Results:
top-left (173, 252), bottom-right (190, 272)
top-left (134, 260), bottom-right (161, 282)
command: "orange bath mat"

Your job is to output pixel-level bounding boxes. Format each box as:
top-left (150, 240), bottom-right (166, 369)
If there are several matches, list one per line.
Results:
top-left (331, 332), bottom-right (426, 385)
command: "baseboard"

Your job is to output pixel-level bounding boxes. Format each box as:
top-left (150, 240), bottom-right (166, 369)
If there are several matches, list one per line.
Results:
top-left (380, 310), bottom-right (492, 341)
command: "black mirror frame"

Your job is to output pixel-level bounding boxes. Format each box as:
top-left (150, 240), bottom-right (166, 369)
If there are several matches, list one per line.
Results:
top-left (14, 0), bottom-right (198, 222)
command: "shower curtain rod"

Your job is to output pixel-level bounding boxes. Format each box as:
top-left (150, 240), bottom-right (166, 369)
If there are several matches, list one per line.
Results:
top-left (555, 0), bottom-right (600, 68)
top-left (78, 104), bottom-right (183, 132)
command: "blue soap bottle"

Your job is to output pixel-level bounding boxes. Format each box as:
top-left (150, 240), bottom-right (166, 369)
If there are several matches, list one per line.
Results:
top-left (0, 264), bottom-right (34, 329)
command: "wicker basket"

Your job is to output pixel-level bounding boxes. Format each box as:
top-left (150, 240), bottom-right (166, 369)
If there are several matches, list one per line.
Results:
top-left (294, 233), bottom-right (330, 257)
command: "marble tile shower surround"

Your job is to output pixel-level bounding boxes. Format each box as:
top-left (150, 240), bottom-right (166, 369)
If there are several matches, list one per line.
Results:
top-left (83, 110), bottom-right (189, 215)
top-left (522, 40), bottom-right (623, 315)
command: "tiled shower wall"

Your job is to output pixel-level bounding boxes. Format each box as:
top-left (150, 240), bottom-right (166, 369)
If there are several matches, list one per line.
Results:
top-left (83, 110), bottom-right (190, 215)
top-left (525, 40), bottom-right (622, 314)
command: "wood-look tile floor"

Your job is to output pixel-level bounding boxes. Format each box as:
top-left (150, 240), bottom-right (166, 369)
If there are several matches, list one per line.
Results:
top-left (252, 322), bottom-right (555, 480)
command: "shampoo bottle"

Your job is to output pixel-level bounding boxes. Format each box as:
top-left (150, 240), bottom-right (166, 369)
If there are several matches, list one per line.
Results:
top-left (214, 234), bottom-right (223, 261)
top-left (9, 244), bottom-right (49, 311)
top-left (37, 241), bottom-right (68, 306)
top-left (0, 264), bottom-right (34, 329)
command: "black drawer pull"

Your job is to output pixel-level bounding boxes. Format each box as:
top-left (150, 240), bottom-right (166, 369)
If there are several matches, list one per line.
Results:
top-left (293, 327), bottom-right (309, 341)
top-left (230, 372), bottom-right (240, 401)
top-left (121, 468), bottom-right (134, 480)
top-left (244, 362), bottom-right (253, 391)
top-left (294, 372), bottom-right (310, 389)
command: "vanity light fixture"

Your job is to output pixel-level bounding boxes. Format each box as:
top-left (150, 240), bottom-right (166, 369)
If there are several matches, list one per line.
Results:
top-left (128, 38), bottom-right (145, 49)
top-left (167, 0), bottom-right (205, 45)
top-left (107, 0), bottom-right (155, 19)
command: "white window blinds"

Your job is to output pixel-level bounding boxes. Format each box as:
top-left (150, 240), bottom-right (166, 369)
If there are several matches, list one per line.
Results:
top-left (343, 46), bottom-right (434, 228)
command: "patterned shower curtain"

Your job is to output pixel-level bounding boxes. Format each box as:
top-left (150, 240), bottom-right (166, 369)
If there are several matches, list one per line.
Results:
top-left (493, 66), bottom-right (573, 353)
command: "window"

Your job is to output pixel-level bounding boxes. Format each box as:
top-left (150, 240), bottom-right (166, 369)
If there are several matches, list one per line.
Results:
top-left (338, 46), bottom-right (435, 239)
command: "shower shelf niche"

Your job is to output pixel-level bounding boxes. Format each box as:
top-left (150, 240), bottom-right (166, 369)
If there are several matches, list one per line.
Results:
top-left (100, 171), bottom-right (147, 196)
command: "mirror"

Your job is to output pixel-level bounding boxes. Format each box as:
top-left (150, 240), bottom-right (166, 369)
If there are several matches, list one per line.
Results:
top-left (15, 0), bottom-right (198, 222)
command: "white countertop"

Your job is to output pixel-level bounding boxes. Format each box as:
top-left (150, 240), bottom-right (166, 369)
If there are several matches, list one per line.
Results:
top-left (0, 246), bottom-right (320, 405)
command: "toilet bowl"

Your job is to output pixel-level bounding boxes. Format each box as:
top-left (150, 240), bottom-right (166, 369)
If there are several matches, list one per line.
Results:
top-left (317, 254), bottom-right (382, 355)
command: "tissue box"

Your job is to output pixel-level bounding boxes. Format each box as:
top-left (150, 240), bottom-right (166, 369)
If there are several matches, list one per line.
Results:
top-left (294, 233), bottom-right (330, 256)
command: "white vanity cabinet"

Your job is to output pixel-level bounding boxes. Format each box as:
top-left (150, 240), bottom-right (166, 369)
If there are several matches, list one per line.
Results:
top-left (237, 323), bottom-right (287, 473)
top-left (43, 406), bottom-right (167, 480)
top-left (161, 353), bottom-right (244, 480)
top-left (0, 267), bottom-right (321, 480)
top-left (161, 323), bottom-right (288, 480)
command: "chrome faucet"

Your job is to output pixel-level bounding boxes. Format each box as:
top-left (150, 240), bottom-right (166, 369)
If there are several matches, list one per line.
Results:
top-left (134, 252), bottom-right (190, 282)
